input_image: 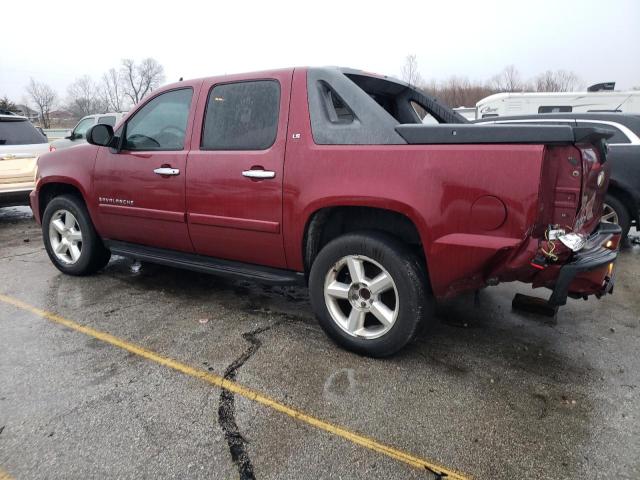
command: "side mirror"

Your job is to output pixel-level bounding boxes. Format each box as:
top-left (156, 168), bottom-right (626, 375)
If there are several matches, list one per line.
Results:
top-left (65, 133), bottom-right (74, 140)
top-left (86, 124), bottom-right (114, 147)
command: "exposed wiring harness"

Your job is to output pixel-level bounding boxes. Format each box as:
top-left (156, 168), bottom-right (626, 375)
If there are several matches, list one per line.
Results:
top-left (540, 224), bottom-right (576, 262)
top-left (541, 228), bottom-right (558, 262)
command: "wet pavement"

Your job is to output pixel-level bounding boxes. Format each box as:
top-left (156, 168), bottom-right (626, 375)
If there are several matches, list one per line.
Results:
top-left (0, 206), bottom-right (638, 479)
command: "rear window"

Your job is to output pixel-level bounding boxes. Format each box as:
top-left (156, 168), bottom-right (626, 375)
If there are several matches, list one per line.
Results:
top-left (0, 119), bottom-right (47, 145)
top-left (97, 115), bottom-right (117, 126)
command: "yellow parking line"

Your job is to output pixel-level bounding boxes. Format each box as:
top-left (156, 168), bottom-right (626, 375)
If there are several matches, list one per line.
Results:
top-left (0, 293), bottom-right (471, 480)
top-left (0, 467), bottom-right (14, 480)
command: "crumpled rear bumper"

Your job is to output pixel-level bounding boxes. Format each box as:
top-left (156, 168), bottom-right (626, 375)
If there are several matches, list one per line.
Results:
top-left (548, 222), bottom-right (621, 306)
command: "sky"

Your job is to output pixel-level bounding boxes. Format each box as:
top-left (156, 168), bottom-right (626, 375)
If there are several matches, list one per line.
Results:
top-left (1, 0), bottom-right (639, 104)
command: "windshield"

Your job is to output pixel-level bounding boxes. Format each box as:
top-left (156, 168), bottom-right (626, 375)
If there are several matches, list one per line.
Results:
top-left (0, 119), bottom-right (47, 145)
top-left (73, 117), bottom-right (96, 138)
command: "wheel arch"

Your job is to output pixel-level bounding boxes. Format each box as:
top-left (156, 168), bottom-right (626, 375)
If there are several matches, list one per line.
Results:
top-left (607, 183), bottom-right (639, 226)
top-left (301, 204), bottom-right (430, 278)
top-left (38, 181), bottom-right (88, 222)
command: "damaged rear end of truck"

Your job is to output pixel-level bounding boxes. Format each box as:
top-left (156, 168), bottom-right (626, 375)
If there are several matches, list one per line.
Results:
top-left (304, 67), bottom-right (621, 312)
top-left (396, 122), bottom-right (620, 307)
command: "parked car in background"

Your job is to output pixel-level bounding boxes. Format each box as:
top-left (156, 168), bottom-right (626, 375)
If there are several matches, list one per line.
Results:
top-left (475, 113), bottom-right (640, 239)
top-left (31, 67), bottom-right (620, 356)
top-left (49, 112), bottom-right (126, 152)
top-left (475, 83), bottom-right (640, 120)
top-left (0, 113), bottom-right (50, 207)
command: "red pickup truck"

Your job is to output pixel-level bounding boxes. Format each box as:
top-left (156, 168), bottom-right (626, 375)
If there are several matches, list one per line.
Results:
top-left (31, 67), bottom-right (621, 356)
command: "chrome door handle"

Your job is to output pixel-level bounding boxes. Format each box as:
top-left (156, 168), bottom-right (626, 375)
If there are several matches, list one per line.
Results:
top-left (154, 167), bottom-right (180, 176)
top-left (242, 169), bottom-right (275, 179)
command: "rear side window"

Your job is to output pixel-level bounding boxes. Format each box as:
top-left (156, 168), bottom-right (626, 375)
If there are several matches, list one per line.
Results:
top-left (0, 119), bottom-right (47, 145)
top-left (125, 88), bottom-right (193, 151)
top-left (201, 80), bottom-right (280, 150)
top-left (538, 106), bottom-right (572, 113)
top-left (578, 122), bottom-right (630, 144)
top-left (97, 115), bottom-right (117, 126)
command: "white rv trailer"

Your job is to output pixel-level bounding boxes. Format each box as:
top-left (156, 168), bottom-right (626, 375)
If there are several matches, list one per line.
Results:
top-left (475, 86), bottom-right (640, 120)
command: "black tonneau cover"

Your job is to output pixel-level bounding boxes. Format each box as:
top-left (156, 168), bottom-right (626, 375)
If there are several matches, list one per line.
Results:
top-left (395, 124), bottom-right (613, 146)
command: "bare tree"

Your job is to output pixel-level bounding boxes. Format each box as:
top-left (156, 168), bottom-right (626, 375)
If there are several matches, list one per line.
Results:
top-left (422, 77), bottom-right (496, 108)
top-left (121, 58), bottom-right (165, 105)
top-left (26, 78), bottom-right (57, 128)
top-left (489, 65), bottom-right (526, 92)
top-left (101, 68), bottom-right (127, 112)
top-left (401, 54), bottom-right (422, 87)
top-left (66, 75), bottom-right (106, 118)
top-left (534, 70), bottom-right (581, 92)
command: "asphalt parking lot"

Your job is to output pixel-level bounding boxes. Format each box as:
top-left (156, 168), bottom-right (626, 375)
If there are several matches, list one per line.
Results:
top-left (0, 206), bottom-right (638, 480)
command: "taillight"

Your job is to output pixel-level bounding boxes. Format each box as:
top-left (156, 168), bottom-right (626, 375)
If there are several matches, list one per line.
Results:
top-left (49, 145), bottom-right (56, 152)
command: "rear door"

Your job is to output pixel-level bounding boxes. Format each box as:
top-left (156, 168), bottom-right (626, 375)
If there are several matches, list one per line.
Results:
top-left (186, 71), bottom-right (292, 268)
top-left (93, 86), bottom-right (198, 252)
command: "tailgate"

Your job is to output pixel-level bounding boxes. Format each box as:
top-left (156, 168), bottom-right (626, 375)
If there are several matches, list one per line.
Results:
top-left (572, 127), bottom-right (612, 235)
top-left (534, 126), bottom-right (613, 261)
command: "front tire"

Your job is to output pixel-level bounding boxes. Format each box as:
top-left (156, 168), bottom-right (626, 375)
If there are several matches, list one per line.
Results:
top-left (42, 195), bottom-right (111, 275)
top-left (309, 232), bottom-right (431, 357)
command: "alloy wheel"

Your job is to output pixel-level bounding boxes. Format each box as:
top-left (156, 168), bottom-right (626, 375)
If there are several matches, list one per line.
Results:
top-left (48, 209), bottom-right (83, 264)
top-left (601, 202), bottom-right (619, 225)
top-left (323, 255), bottom-right (399, 339)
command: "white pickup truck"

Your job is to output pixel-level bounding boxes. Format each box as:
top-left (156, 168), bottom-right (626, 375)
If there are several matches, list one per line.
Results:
top-left (49, 112), bottom-right (126, 152)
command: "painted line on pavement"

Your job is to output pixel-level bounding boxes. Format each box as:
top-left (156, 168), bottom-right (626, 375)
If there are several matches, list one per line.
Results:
top-left (0, 293), bottom-right (471, 480)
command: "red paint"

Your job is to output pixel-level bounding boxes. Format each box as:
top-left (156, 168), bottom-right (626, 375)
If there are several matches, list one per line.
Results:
top-left (98, 204), bottom-right (185, 223)
top-left (184, 70), bottom-right (292, 268)
top-left (31, 67), bottom-right (619, 303)
top-left (188, 213), bottom-right (280, 234)
top-left (470, 196), bottom-right (507, 231)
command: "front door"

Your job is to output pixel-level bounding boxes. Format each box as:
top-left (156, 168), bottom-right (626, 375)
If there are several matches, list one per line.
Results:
top-left (93, 87), bottom-right (197, 252)
top-left (186, 73), bottom-right (291, 268)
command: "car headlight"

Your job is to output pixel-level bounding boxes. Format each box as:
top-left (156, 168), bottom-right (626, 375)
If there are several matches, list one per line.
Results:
top-left (597, 171), bottom-right (606, 188)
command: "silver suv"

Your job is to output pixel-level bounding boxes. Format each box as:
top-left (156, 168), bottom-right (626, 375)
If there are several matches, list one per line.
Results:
top-left (49, 112), bottom-right (126, 151)
top-left (0, 113), bottom-right (50, 207)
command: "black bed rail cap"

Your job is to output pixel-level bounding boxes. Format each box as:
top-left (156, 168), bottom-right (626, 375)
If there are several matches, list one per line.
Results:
top-left (394, 123), bottom-right (614, 146)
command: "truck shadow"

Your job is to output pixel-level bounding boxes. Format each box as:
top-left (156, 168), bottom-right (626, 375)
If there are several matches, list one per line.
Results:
top-left (101, 254), bottom-right (594, 383)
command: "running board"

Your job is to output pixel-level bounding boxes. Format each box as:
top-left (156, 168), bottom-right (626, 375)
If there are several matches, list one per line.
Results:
top-left (104, 240), bottom-right (305, 286)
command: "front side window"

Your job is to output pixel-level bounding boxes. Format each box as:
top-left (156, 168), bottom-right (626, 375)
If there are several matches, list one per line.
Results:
top-left (125, 88), bottom-right (193, 151)
top-left (73, 117), bottom-right (96, 139)
top-left (201, 80), bottom-right (280, 150)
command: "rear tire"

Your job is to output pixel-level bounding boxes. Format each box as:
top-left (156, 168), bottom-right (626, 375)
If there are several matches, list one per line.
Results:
top-left (42, 195), bottom-right (111, 276)
top-left (602, 194), bottom-right (630, 240)
top-left (309, 232), bottom-right (431, 357)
